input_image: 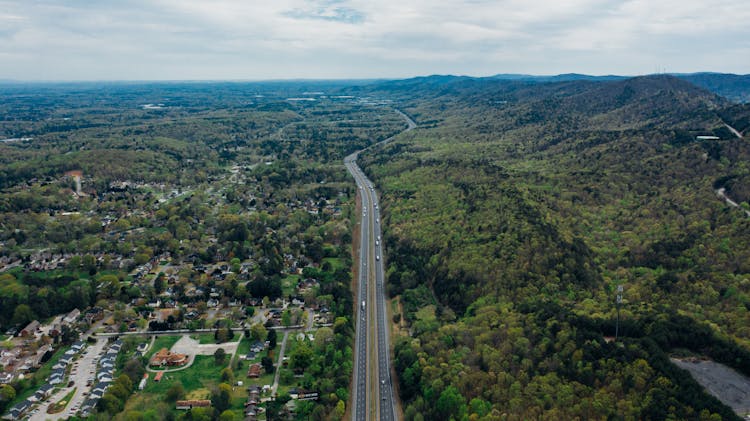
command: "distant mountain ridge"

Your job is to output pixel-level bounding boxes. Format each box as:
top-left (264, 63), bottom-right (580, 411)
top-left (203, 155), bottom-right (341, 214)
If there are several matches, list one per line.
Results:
top-left (357, 72), bottom-right (750, 104)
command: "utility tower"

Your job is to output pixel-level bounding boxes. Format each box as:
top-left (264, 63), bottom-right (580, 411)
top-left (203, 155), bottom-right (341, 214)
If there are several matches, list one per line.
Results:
top-left (615, 285), bottom-right (623, 341)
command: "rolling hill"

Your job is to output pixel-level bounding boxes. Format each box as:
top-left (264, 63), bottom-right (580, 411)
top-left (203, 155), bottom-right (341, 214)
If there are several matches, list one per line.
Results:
top-left (355, 74), bottom-right (750, 420)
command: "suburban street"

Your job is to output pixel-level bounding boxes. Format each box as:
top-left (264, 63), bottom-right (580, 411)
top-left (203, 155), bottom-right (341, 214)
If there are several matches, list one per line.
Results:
top-left (346, 109), bottom-right (416, 421)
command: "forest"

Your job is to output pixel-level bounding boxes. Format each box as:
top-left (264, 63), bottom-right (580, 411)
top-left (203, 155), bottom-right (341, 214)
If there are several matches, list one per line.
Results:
top-left (355, 75), bottom-right (750, 420)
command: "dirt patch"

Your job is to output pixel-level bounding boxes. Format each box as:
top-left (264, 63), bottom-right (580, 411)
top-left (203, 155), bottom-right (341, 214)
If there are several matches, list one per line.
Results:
top-left (671, 357), bottom-right (750, 417)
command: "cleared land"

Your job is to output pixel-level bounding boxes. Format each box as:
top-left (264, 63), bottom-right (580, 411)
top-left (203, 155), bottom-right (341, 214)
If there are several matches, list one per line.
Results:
top-left (672, 358), bottom-right (750, 417)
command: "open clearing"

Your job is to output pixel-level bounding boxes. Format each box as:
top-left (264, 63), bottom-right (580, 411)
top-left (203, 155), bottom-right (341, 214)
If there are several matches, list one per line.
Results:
top-left (672, 358), bottom-right (750, 417)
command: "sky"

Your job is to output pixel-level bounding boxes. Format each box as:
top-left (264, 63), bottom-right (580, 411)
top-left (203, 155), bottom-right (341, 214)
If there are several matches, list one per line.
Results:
top-left (0, 0), bottom-right (748, 80)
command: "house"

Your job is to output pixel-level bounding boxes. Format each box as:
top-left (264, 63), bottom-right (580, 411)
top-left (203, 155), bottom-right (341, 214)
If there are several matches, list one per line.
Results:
top-left (247, 363), bottom-right (261, 378)
top-left (154, 371), bottom-right (164, 382)
top-left (3, 400), bottom-right (31, 420)
top-left (293, 389), bottom-right (319, 401)
top-left (71, 341), bottom-right (85, 352)
top-left (49, 324), bottom-right (62, 337)
top-left (249, 341), bottom-right (265, 353)
top-left (35, 383), bottom-right (54, 401)
top-left (244, 351), bottom-right (256, 361)
top-left (59, 354), bottom-right (74, 366)
top-left (0, 372), bottom-right (12, 384)
top-left (31, 344), bottom-right (51, 367)
top-left (64, 308), bottom-right (81, 324)
top-left (20, 320), bottom-right (40, 337)
top-left (84, 307), bottom-right (104, 323)
top-left (245, 404), bottom-right (258, 420)
top-left (92, 381), bottom-right (111, 395)
top-left (150, 348), bottom-right (188, 367)
top-left (50, 367), bottom-right (65, 378)
top-left (97, 373), bottom-right (113, 383)
top-left (176, 400), bottom-right (211, 410)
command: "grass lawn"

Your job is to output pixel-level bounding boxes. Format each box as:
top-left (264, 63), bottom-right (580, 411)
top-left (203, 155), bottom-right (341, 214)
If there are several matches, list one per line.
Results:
top-left (322, 257), bottom-right (346, 271)
top-left (119, 355), bottom-right (231, 419)
top-left (281, 274), bottom-right (300, 297)
top-left (235, 334), bottom-right (250, 358)
top-left (143, 355), bottom-right (229, 396)
top-left (48, 388), bottom-right (76, 414)
top-left (190, 333), bottom-right (217, 344)
top-left (147, 335), bottom-right (181, 359)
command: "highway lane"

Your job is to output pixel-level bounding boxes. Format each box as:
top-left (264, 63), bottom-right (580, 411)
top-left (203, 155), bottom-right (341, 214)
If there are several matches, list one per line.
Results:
top-left (348, 158), bottom-right (371, 421)
top-left (346, 109), bottom-right (416, 421)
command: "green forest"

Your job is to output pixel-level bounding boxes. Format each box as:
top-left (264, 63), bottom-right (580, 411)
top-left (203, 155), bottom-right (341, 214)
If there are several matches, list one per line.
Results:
top-left (355, 75), bottom-right (750, 420)
top-left (2, 74), bottom-right (750, 420)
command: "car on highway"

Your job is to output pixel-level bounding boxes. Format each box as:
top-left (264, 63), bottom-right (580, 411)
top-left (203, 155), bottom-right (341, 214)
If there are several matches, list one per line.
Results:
top-left (376, 255), bottom-right (380, 260)
top-left (375, 240), bottom-right (379, 246)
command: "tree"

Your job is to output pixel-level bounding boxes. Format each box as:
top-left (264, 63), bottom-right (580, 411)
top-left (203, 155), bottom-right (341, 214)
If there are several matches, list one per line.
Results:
top-left (212, 383), bottom-right (233, 413)
top-left (282, 310), bottom-right (292, 327)
top-left (0, 384), bottom-right (15, 403)
top-left (250, 323), bottom-right (267, 342)
top-left (261, 356), bottom-right (274, 374)
top-left (214, 348), bottom-right (227, 365)
top-left (220, 367), bottom-right (234, 384)
top-left (219, 410), bottom-right (239, 421)
top-left (267, 329), bottom-right (277, 349)
top-left (82, 254), bottom-right (97, 275)
top-left (290, 342), bottom-right (313, 372)
top-left (215, 327), bottom-right (231, 343)
top-left (166, 382), bottom-right (185, 402)
top-left (334, 400), bottom-right (346, 419)
top-left (435, 386), bottom-right (466, 420)
top-left (313, 326), bottom-right (333, 349)
top-left (122, 358), bottom-right (145, 383)
top-left (154, 274), bottom-right (166, 295)
top-left (12, 304), bottom-right (34, 326)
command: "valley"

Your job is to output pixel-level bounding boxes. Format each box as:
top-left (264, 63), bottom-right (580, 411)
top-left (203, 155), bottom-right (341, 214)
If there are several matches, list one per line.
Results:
top-left (1, 73), bottom-right (750, 420)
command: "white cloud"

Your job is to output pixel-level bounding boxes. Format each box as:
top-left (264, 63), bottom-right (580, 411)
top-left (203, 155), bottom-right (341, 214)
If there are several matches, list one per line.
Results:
top-left (0, 0), bottom-right (748, 79)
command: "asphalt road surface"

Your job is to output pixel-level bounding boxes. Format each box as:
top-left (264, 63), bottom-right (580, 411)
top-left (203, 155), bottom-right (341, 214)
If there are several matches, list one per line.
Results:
top-left (346, 109), bottom-right (416, 421)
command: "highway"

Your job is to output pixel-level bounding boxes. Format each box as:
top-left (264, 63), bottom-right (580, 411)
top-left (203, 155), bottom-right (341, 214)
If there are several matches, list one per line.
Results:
top-left (346, 109), bottom-right (416, 421)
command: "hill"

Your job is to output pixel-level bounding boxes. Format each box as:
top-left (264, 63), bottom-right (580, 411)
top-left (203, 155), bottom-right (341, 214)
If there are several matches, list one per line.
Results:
top-left (676, 72), bottom-right (750, 103)
top-left (357, 75), bottom-right (750, 420)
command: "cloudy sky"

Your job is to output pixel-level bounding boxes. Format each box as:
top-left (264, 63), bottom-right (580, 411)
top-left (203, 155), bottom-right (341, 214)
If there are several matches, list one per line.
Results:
top-left (1, 0), bottom-right (748, 80)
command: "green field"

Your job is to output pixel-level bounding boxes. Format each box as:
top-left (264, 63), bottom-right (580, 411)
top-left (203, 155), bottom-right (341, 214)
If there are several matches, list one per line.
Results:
top-left (190, 333), bottom-right (217, 344)
top-left (281, 274), bottom-right (300, 297)
top-left (120, 355), bottom-right (230, 419)
top-left (144, 355), bottom-right (226, 393)
top-left (322, 257), bottom-right (346, 271)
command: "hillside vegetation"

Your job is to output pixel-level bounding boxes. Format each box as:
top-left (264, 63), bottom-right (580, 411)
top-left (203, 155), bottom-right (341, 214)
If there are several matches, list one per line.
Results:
top-left (356, 75), bottom-right (750, 420)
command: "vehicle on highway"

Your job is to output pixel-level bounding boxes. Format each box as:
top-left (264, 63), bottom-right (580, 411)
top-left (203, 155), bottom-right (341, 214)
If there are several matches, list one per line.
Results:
top-left (375, 240), bottom-right (379, 246)
top-left (376, 255), bottom-right (380, 260)
top-left (361, 301), bottom-right (366, 309)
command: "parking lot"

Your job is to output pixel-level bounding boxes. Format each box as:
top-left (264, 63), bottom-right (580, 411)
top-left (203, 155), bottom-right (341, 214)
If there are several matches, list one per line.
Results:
top-left (27, 338), bottom-right (107, 421)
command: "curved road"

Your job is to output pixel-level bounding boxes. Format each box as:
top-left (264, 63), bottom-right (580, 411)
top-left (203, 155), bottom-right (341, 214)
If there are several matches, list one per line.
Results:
top-left (347, 109), bottom-right (416, 421)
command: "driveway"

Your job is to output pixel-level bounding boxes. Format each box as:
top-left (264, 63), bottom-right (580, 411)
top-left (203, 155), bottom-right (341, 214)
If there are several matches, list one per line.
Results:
top-left (147, 334), bottom-right (241, 372)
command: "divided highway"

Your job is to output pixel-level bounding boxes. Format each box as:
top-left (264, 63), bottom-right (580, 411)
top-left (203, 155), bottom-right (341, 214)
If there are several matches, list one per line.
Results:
top-left (346, 110), bottom-right (416, 421)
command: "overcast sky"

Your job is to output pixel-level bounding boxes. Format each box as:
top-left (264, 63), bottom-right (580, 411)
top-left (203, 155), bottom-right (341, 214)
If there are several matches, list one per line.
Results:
top-left (1, 0), bottom-right (748, 80)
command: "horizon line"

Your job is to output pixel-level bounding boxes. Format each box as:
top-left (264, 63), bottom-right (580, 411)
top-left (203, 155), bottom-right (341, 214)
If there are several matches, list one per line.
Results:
top-left (0, 71), bottom-right (747, 84)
